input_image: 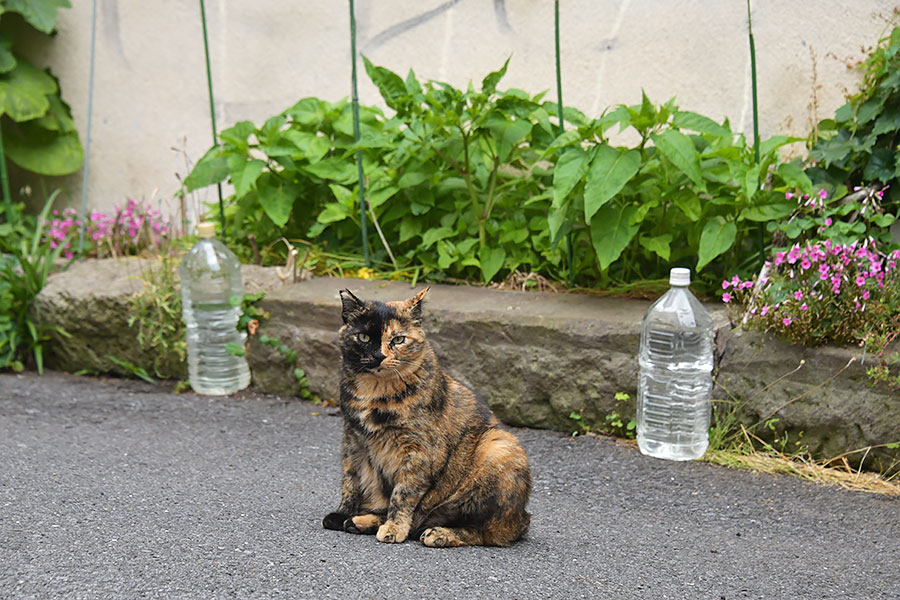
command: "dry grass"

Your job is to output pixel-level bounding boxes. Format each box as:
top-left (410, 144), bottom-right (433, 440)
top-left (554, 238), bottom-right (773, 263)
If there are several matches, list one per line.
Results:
top-left (703, 425), bottom-right (900, 496)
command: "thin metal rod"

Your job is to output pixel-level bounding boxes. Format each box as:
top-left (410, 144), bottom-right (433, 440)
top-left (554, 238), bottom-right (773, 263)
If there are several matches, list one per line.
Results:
top-left (350, 0), bottom-right (369, 267)
top-left (747, 0), bottom-right (765, 267)
top-left (555, 1), bottom-right (574, 285)
top-left (199, 0), bottom-right (225, 235)
top-left (77, 0), bottom-right (98, 256)
top-left (0, 121), bottom-right (11, 216)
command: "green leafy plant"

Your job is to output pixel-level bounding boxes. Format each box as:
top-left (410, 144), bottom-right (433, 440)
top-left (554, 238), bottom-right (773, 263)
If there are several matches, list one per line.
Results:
top-left (128, 254), bottom-right (187, 379)
top-left (808, 18), bottom-right (900, 214)
top-left (186, 60), bottom-right (806, 293)
top-left (0, 0), bottom-right (83, 178)
top-left (550, 93), bottom-right (806, 293)
top-left (0, 190), bottom-right (70, 372)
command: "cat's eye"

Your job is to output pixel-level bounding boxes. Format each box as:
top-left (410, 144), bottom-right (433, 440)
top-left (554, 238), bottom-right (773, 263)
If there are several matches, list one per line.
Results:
top-left (357, 333), bottom-right (370, 343)
top-left (391, 335), bottom-right (406, 345)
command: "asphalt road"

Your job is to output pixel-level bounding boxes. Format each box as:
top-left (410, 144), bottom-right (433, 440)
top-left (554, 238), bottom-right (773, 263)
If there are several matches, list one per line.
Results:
top-left (1, 371), bottom-right (898, 600)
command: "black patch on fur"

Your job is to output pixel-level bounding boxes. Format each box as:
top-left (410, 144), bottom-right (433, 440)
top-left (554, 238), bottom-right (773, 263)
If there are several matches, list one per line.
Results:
top-left (323, 511), bottom-right (350, 530)
top-left (370, 408), bottom-right (397, 426)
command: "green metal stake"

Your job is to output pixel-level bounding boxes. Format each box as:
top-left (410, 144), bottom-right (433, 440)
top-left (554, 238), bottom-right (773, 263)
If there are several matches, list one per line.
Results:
top-left (77, 0), bottom-right (98, 257)
top-left (747, 0), bottom-right (765, 267)
top-left (199, 0), bottom-right (226, 236)
top-left (0, 129), bottom-right (11, 217)
top-left (555, 0), bottom-right (574, 285)
top-left (350, 0), bottom-right (370, 267)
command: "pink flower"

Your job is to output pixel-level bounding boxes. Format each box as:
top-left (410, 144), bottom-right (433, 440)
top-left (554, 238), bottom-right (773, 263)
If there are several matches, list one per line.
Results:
top-left (800, 303), bottom-right (808, 311)
top-left (818, 188), bottom-right (827, 199)
top-left (800, 258), bottom-right (811, 270)
top-left (794, 290), bottom-right (803, 300)
top-left (785, 192), bottom-right (794, 200)
top-left (722, 292), bottom-right (732, 303)
top-left (761, 305), bottom-right (770, 316)
top-left (722, 280), bottom-right (731, 290)
top-left (782, 317), bottom-right (792, 326)
top-left (862, 290), bottom-right (870, 300)
top-left (855, 275), bottom-right (866, 287)
top-left (824, 218), bottom-right (832, 226)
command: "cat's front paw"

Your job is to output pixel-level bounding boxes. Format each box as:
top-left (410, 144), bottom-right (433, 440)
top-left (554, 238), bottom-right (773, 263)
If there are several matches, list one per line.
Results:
top-left (376, 520), bottom-right (409, 544)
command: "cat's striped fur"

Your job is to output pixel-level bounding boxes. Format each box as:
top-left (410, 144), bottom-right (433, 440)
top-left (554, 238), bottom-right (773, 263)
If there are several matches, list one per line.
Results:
top-left (322, 287), bottom-right (531, 547)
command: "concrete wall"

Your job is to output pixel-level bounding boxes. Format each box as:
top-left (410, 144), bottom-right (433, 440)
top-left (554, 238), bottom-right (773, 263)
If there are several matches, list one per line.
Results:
top-left (25, 1), bottom-right (899, 220)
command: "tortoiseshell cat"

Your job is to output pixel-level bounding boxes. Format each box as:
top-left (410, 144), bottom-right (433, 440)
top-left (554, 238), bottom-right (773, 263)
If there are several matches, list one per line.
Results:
top-left (322, 287), bottom-right (531, 547)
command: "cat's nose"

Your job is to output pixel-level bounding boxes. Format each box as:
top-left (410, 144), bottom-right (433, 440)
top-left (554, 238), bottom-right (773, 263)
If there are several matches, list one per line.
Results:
top-left (372, 352), bottom-right (386, 365)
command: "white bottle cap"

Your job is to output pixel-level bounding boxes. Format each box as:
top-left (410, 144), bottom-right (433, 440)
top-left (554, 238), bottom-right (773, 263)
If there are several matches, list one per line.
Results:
top-left (669, 267), bottom-right (691, 286)
top-left (197, 222), bottom-right (216, 238)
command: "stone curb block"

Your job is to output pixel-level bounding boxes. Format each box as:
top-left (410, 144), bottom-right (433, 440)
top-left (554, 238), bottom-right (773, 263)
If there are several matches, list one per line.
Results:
top-left (34, 259), bottom-right (900, 471)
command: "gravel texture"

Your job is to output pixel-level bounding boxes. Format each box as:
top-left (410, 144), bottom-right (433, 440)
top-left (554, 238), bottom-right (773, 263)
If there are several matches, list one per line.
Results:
top-left (1, 371), bottom-right (898, 599)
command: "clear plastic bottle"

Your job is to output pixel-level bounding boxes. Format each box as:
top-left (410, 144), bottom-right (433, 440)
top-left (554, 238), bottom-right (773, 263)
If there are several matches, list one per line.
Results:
top-left (179, 222), bottom-right (250, 395)
top-left (637, 267), bottom-right (714, 460)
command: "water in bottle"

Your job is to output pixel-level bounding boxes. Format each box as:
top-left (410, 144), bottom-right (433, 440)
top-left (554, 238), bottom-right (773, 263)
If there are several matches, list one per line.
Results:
top-left (179, 222), bottom-right (251, 395)
top-left (637, 267), bottom-right (714, 460)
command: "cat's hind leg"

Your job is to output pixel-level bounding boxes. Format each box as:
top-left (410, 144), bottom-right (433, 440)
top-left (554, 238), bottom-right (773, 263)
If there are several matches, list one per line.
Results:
top-left (419, 526), bottom-right (482, 547)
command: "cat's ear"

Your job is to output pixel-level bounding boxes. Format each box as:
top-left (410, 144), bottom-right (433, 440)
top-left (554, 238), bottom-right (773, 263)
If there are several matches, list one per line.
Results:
top-left (404, 286), bottom-right (430, 324)
top-left (339, 289), bottom-right (366, 324)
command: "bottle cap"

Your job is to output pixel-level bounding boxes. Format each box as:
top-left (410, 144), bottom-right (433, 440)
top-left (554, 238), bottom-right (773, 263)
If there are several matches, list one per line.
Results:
top-left (669, 267), bottom-right (691, 286)
top-left (197, 222), bottom-right (215, 238)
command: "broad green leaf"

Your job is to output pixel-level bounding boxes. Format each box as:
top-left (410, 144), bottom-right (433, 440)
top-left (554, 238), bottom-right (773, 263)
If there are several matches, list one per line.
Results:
top-left (487, 115), bottom-right (531, 162)
top-left (398, 171), bottom-right (429, 189)
top-left (0, 60), bottom-right (57, 121)
top-left (34, 93), bottom-right (76, 133)
top-left (739, 202), bottom-right (794, 222)
top-left (0, 32), bottom-right (16, 74)
top-left (584, 145), bottom-right (640, 222)
top-left (871, 104), bottom-right (900, 136)
top-left (329, 184), bottom-right (354, 208)
top-left (257, 174), bottom-right (296, 227)
top-left (737, 163), bottom-right (761, 203)
top-left (481, 57), bottom-right (511, 96)
top-left (230, 158), bottom-right (266, 197)
top-left (399, 216), bottom-right (420, 242)
top-left (5, 0), bottom-right (71, 34)
top-left (2, 121), bottom-right (82, 175)
top-left (367, 185), bottom-right (398, 209)
top-left (639, 233), bottom-right (672, 261)
top-left (301, 157), bottom-right (357, 183)
top-left (669, 189), bottom-right (701, 221)
top-left (219, 120), bottom-right (255, 149)
top-left (552, 147), bottom-right (589, 207)
top-left (316, 202), bottom-right (351, 224)
top-left (672, 111), bottom-right (730, 137)
top-left (548, 205), bottom-right (568, 244)
top-left (776, 162), bottom-right (812, 192)
top-left (477, 246), bottom-right (506, 283)
top-left (759, 135), bottom-right (803, 157)
top-left (589, 203), bottom-right (640, 271)
top-left (282, 129), bottom-right (330, 162)
top-left (650, 129), bottom-right (704, 189)
top-left (284, 97), bottom-right (326, 127)
top-left (864, 148), bottom-right (896, 182)
top-left (543, 129), bottom-right (583, 156)
top-left (362, 56), bottom-right (408, 111)
top-left (184, 146), bottom-right (229, 190)
top-left (696, 217), bottom-right (737, 271)
top-left (421, 226), bottom-right (454, 249)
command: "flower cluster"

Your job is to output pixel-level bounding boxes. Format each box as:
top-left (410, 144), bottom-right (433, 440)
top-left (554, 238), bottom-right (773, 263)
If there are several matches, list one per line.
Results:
top-left (722, 239), bottom-right (900, 346)
top-left (44, 199), bottom-right (171, 258)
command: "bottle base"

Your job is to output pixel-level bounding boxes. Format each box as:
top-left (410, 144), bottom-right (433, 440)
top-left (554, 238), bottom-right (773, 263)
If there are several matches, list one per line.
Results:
top-left (189, 373), bottom-right (251, 396)
top-left (638, 437), bottom-right (708, 461)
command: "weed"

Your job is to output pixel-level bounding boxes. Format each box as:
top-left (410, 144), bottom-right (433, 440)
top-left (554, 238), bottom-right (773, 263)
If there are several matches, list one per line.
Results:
top-left (128, 255), bottom-right (187, 379)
